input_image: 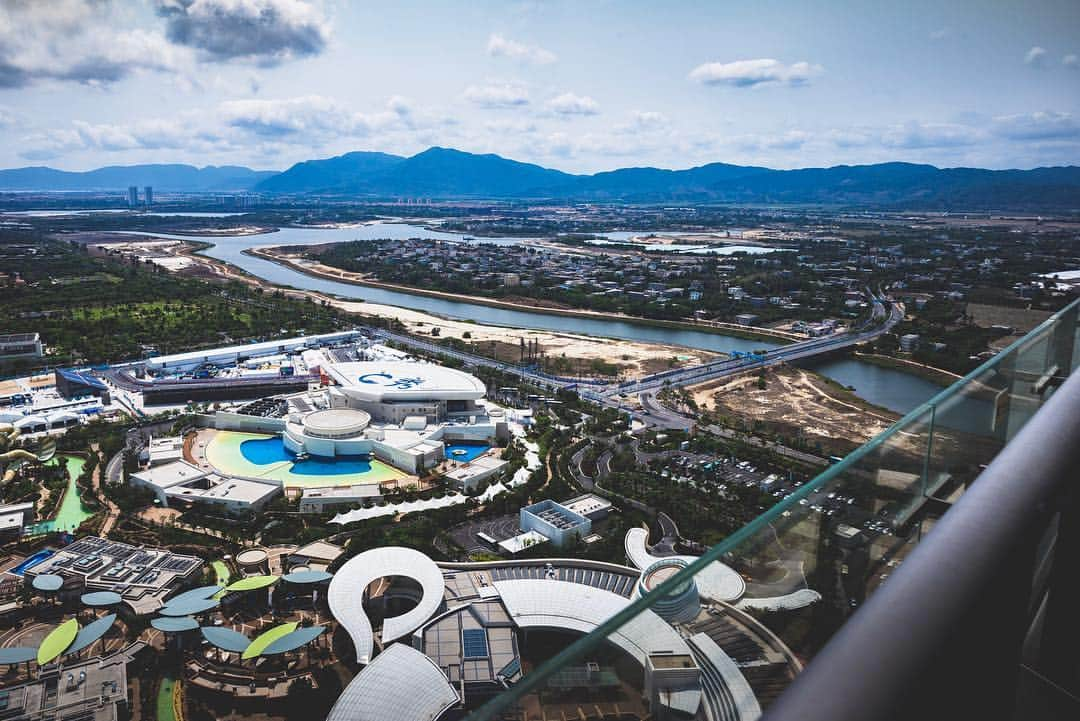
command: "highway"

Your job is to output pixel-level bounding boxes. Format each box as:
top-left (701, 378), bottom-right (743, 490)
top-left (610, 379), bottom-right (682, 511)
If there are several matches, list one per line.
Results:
top-left (376, 293), bottom-right (903, 422)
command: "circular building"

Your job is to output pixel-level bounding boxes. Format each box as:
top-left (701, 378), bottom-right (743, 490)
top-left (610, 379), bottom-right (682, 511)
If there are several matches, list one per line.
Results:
top-left (637, 559), bottom-right (701, 624)
top-left (236, 549), bottom-right (270, 575)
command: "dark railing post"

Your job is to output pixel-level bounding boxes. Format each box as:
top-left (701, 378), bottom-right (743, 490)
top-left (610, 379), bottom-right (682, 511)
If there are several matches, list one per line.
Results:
top-left (1036, 483), bottom-right (1080, 692)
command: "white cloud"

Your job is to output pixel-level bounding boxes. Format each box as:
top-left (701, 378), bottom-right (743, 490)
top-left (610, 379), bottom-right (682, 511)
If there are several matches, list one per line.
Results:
top-left (18, 95), bottom-right (459, 162)
top-left (154, 0), bottom-right (330, 65)
top-left (632, 111), bottom-right (670, 129)
top-left (992, 111), bottom-right (1080, 141)
top-left (929, 28), bottom-right (951, 41)
top-left (0, 1), bottom-right (189, 88)
top-left (1025, 46), bottom-right (1047, 66)
top-left (1064, 54), bottom-right (1078, 67)
top-left (880, 121), bottom-right (981, 149)
top-left (220, 95), bottom-right (375, 138)
top-left (486, 34), bottom-right (556, 65)
top-left (463, 81), bottom-right (530, 108)
top-left (732, 130), bottom-right (812, 152)
top-left (689, 58), bottom-right (821, 87)
top-left (546, 92), bottom-right (599, 116)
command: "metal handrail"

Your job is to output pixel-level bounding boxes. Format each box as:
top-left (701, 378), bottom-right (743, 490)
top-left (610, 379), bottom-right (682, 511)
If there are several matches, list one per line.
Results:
top-left (761, 365), bottom-right (1080, 721)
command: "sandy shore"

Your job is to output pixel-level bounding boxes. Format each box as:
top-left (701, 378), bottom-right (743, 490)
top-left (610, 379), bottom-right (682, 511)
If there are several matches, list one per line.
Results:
top-left (166, 237), bottom-right (717, 378)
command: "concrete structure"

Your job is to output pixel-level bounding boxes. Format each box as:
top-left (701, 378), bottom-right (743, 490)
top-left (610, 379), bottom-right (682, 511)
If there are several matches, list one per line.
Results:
top-left (625, 527), bottom-right (745, 604)
top-left (143, 185), bottom-right (152, 207)
top-left (0, 645), bottom-right (136, 721)
top-left (298, 484), bottom-right (381, 513)
top-left (143, 331), bottom-right (363, 372)
top-left (0, 333), bottom-right (43, 362)
top-left (0, 501), bottom-right (34, 540)
top-left (55, 369), bottom-right (109, 402)
top-left (900, 333), bottom-right (921, 352)
top-left (562, 493), bottom-right (613, 520)
top-left (127, 186), bottom-right (138, 207)
top-left (143, 435), bottom-right (183, 466)
top-left (520, 499), bottom-right (591, 547)
top-left (129, 460), bottom-right (279, 514)
top-left (637, 558), bottom-right (702, 624)
top-left (25, 536), bottom-right (203, 614)
top-left (280, 360), bottom-right (505, 474)
top-left (288, 540), bottom-right (344, 571)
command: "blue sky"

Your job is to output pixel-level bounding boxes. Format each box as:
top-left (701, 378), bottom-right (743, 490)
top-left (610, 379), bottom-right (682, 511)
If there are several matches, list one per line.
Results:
top-left (0, 0), bottom-right (1078, 173)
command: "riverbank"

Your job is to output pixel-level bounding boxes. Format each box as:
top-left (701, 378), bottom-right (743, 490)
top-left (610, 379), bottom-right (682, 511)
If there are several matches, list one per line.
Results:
top-left (249, 245), bottom-right (799, 345)
top-left (852, 352), bottom-right (960, 387)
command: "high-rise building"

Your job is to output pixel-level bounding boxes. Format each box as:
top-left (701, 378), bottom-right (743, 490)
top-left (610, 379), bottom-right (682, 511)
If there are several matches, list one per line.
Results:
top-left (144, 185), bottom-right (153, 207)
top-left (127, 186), bottom-right (138, 207)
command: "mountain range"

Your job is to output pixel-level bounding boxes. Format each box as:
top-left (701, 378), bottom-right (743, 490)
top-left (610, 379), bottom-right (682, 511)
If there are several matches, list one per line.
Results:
top-left (0, 164), bottom-right (275, 192)
top-left (2, 148), bottom-right (1079, 209)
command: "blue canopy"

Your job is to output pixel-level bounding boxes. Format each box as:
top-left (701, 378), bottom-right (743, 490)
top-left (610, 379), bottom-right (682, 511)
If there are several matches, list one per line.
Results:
top-left (81, 591), bottom-right (122, 607)
top-left (151, 616), bottom-right (200, 633)
top-left (164, 585), bottom-right (223, 606)
top-left (32, 574), bottom-right (64, 592)
top-left (261, 626), bottom-right (326, 656)
top-left (0, 647), bottom-right (36, 664)
top-left (159, 598), bottom-right (219, 616)
top-left (200, 626), bottom-right (251, 653)
top-left (283, 570), bottom-right (333, 585)
top-left (66, 614), bottom-right (116, 656)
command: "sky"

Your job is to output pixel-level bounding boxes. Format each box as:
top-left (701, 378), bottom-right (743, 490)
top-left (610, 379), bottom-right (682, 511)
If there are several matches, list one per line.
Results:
top-left (0, 0), bottom-right (1078, 174)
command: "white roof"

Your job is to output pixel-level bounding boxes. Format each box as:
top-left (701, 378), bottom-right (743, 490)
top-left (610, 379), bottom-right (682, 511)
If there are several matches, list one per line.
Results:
top-left (326, 643), bottom-right (458, 721)
top-left (625, 527), bottom-right (745, 603)
top-left (688, 632), bottom-right (762, 721)
top-left (144, 331), bottom-right (361, 369)
top-left (328, 547), bottom-right (446, 664)
top-left (168, 477), bottom-right (278, 505)
top-left (492, 578), bottom-right (701, 716)
top-left (131, 461), bottom-right (208, 489)
top-left (324, 361), bottom-right (486, 403)
top-left (498, 530), bottom-right (549, 554)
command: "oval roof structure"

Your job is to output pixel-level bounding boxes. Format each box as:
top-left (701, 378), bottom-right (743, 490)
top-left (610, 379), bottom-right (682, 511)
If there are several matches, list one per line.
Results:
top-left (66, 614), bottom-right (116, 656)
top-left (283, 570), bottom-right (333, 585)
top-left (242, 622), bottom-right (297, 660)
top-left (328, 547), bottom-right (446, 665)
top-left (225, 575), bottom-right (279, 592)
top-left (165, 585), bottom-right (223, 606)
top-left (0, 647), bottom-right (36, 665)
top-left (159, 597), bottom-right (219, 616)
top-left (32, 574), bottom-right (64, 592)
top-left (151, 617), bottom-right (200, 633)
top-left (81, 591), bottom-right (122, 607)
top-left (624, 527), bottom-right (745, 602)
top-left (325, 361), bottom-right (485, 404)
top-left (261, 626), bottom-right (326, 655)
top-left (37, 618), bottom-right (78, 665)
top-left (200, 626), bottom-right (251, 653)
top-left (326, 643), bottom-right (459, 721)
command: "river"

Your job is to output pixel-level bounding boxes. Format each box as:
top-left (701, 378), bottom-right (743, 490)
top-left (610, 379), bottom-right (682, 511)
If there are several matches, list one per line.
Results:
top-left (119, 223), bottom-right (949, 416)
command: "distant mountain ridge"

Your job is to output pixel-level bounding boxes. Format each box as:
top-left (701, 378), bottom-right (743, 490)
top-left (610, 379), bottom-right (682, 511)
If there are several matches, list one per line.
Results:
top-left (2, 149), bottom-right (1079, 209)
top-left (0, 164), bottom-right (275, 191)
top-left (258, 148), bottom-right (1080, 209)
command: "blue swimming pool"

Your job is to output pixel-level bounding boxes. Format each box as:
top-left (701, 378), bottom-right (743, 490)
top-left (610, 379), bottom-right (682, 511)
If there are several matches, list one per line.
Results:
top-left (10, 549), bottom-right (54, 576)
top-left (239, 437), bottom-right (375, 476)
top-left (444, 442), bottom-right (491, 463)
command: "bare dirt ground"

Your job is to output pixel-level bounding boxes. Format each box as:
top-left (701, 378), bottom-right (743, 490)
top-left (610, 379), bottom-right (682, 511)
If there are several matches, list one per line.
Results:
top-left (966, 302), bottom-right (1052, 333)
top-left (691, 366), bottom-right (898, 455)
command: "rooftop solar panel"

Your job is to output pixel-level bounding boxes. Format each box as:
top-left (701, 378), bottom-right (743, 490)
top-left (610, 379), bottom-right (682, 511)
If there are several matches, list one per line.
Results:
top-left (462, 629), bottom-right (489, 659)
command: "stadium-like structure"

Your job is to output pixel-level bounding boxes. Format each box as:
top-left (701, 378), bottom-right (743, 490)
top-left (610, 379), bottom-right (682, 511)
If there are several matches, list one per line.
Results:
top-left (324, 536), bottom-right (802, 721)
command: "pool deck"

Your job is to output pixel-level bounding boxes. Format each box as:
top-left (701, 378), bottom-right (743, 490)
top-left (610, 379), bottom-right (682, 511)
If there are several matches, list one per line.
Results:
top-left (195, 429), bottom-right (409, 490)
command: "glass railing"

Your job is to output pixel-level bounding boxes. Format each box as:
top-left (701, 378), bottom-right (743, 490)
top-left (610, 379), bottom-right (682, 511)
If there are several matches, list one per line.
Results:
top-left (465, 297), bottom-right (1080, 721)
